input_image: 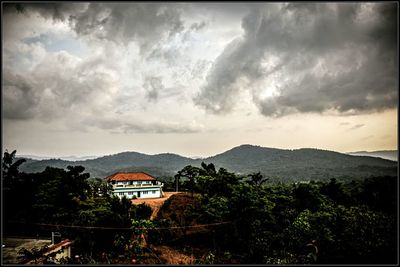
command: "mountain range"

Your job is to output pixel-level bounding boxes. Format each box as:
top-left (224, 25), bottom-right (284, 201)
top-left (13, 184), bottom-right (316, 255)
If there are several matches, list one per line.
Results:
top-left (17, 145), bottom-right (397, 182)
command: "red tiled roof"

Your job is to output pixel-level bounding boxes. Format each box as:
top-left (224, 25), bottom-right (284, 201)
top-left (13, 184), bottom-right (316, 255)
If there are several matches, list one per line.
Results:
top-left (46, 239), bottom-right (72, 253)
top-left (105, 172), bottom-right (156, 181)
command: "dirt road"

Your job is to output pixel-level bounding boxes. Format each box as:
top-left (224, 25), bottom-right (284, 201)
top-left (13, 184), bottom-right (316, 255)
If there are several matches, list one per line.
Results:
top-left (131, 192), bottom-right (181, 220)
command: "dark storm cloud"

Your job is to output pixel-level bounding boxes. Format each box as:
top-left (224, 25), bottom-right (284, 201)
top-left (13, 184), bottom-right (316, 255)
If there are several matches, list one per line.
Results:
top-left (195, 3), bottom-right (398, 116)
top-left (4, 2), bottom-right (184, 53)
top-left (194, 35), bottom-right (265, 113)
top-left (85, 4), bottom-right (183, 54)
top-left (71, 3), bottom-right (184, 51)
top-left (2, 2), bottom-right (85, 21)
top-left (4, 2), bottom-right (397, 125)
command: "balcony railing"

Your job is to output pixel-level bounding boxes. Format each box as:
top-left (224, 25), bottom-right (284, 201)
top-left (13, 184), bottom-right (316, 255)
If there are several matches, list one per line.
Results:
top-left (113, 182), bottom-right (163, 188)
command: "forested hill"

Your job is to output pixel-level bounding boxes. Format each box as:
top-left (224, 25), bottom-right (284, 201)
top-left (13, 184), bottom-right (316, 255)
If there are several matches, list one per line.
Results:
top-left (18, 144), bottom-right (397, 182)
top-left (19, 151), bottom-right (193, 179)
top-left (203, 145), bottom-right (397, 181)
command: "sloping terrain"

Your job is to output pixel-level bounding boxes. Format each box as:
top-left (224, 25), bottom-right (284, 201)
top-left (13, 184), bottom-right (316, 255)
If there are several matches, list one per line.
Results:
top-left (131, 192), bottom-right (180, 220)
top-left (144, 193), bottom-right (215, 264)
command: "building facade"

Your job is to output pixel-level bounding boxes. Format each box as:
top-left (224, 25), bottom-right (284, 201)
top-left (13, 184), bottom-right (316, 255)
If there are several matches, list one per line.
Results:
top-left (105, 172), bottom-right (164, 199)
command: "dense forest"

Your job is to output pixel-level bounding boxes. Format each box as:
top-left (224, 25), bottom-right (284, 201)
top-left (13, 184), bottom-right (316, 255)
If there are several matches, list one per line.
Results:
top-left (3, 150), bottom-right (398, 264)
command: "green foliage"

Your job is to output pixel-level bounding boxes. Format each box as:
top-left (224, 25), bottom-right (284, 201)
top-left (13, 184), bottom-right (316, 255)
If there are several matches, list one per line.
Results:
top-left (201, 196), bottom-right (229, 222)
top-left (2, 150), bottom-right (151, 262)
top-left (293, 183), bottom-right (326, 212)
top-left (3, 149), bottom-right (26, 183)
top-left (319, 178), bottom-right (352, 205)
top-left (3, 151), bottom-right (397, 264)
top-left (131, 219), bottom-right (154, 235)
top-left (130, 219), bottom-right (155, 258)
top-left (131, 203), bottom-right (153, 220)
top-left (161, 164), bottom-right (398, 264)
top-left (247, 172), bottom-right (269, 186)
top-left (202, 251), bottom-right (216, 264)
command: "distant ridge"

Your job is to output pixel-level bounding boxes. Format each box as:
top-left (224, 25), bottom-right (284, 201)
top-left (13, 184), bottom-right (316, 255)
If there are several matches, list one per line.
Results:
top-left (18, 144), bottom-right (397, 182)
top-left (20, 154), bottom-right (99, 161)
top-left (347, 150), bottom-right (397, 162)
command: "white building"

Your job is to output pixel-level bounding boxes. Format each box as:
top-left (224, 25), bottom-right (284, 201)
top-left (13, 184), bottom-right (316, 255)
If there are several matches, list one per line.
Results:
top-left (105, 172), bottom-right (164, 199)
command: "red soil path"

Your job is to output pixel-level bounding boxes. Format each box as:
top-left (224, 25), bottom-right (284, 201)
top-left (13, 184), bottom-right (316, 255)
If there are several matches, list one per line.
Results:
top-left (131, 192), bottom-right (181, 220)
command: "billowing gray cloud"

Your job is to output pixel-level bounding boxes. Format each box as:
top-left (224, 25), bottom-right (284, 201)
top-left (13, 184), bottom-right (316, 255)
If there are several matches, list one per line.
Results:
top-left (3, 69), bottom-right (39, 120)
top-left (4, 2), bottom-right (184, 53)
top-left (195, 3), bottom-right (398, 116)
top-left (2, 3), bottom-right (397, 157)
top-left (3, 2), bottom-right (397, 135)
top-left (143, 76), bottom-right (164, 102)
top-left (2, 2), bottom-right (86, 21)
top-left (71, 3), bottom-right (184, 51)
top-left (190, 21), bottom-right (207, 31)
top-left (3, 51), bottom-right (119, 121)
top-left (83, 117), bottom-right (202, 134)
top-left (2, 3), bottom-right (201, 135)
top-left (122, 121), bottom-right (201, 134)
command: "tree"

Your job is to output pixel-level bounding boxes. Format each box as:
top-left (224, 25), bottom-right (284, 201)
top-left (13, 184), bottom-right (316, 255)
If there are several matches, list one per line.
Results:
top-left (175, 165), bottom-right (201, 196)
top-left (2, 149), bottom-right (26, 185)
top-left (87, 178), bottom-right (113, 199)
top-left (247, 172), bottom-right (268, 187)
top-left (319, 178), bottom-right (350, 205)
top-left (2, 150), bottom-right (33, 227)
top-left (200, 162), bottom-right (217, 176)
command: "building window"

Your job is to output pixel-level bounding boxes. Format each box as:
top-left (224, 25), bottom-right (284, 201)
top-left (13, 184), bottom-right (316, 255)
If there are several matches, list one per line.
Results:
top-left (118, 192), bottom-right (124, 196)
top-left (152, 190), bottom-right (156, 194)
top-left (128, 191), bottom-right (133, 195)
top-left (142, 191), bottom-right (148, 195)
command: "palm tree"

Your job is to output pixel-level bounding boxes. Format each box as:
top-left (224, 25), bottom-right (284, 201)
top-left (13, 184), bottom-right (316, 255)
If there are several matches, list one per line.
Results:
top-left (2, 150), bottom-right (26, 186)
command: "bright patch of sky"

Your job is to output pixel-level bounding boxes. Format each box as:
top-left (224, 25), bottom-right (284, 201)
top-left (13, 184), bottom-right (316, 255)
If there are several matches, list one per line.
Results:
top-left (23, 33), bottom-right (89, 57)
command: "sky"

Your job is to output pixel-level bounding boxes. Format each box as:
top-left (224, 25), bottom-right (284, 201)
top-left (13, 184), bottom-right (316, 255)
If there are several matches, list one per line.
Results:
top-left (2, 2), bottom-right (398, 158)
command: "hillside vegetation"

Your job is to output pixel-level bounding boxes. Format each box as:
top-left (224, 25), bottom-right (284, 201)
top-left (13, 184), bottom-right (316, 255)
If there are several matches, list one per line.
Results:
top-left (3, 150), bottom-right (397, 264)
top-left (18, 145), bottom-right (397, 182)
